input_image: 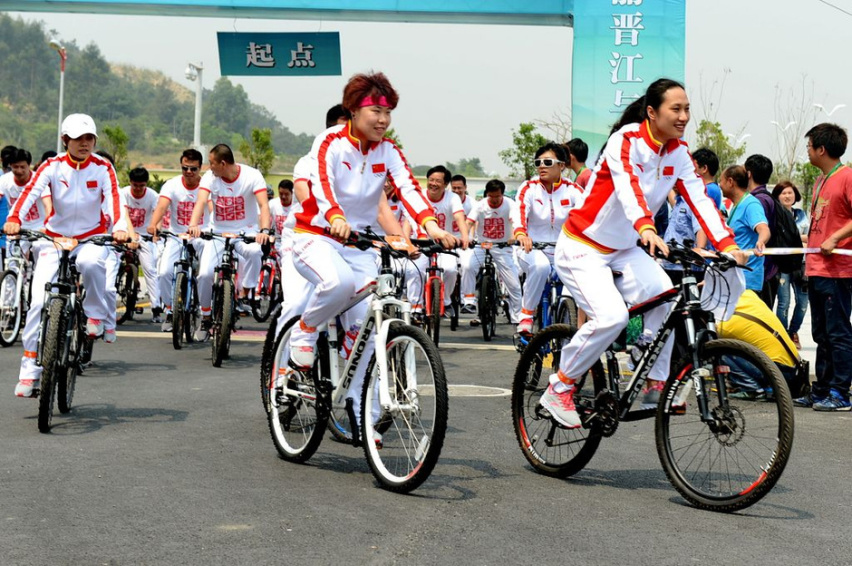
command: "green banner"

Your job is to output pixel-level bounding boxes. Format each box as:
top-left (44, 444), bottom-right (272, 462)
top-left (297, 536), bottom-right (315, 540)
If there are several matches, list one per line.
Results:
top-left (218, 32), bottom-right (341, 76)
top-left (572, 0), bottom-right (685, 157)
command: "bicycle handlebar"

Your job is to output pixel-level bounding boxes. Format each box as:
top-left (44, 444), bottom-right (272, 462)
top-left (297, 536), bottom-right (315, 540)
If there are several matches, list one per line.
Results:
top-left (16, 229), bottom-right (114, 247)
top-left (638, 239), bottom-right (745, 272)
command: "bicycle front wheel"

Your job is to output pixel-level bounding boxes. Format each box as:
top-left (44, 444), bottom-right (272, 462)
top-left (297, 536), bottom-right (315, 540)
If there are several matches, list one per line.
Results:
top-left (361, 323), bottom-right (448, 493)
top-left (479, 273), bottom-right (495, 342)
top-left (0, 269), bottom-right (22, 347)
top-left (58, 303), bottom-right (85, 414)
top-left (266, 315), bottom-right (328, 462)
top-left (656, 339), bottom-right (795, 512)
top-left (512, 324), bottom-right (605, 477)
top-left (117, 265), bottom-right (137, 324)
top-left (172, 272), bottom-right (187, 350)
top-left (211, 279), bottom-right (233, 367)
top-left (425, 277), bottom-right (442, 346)
top-left (38, 298), bottom-right (67, 433)
top-left (252, 265), bottom-right (275, 323)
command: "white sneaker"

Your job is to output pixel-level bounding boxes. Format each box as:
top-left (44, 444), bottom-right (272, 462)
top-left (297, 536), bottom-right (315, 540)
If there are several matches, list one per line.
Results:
top-left (161, 314), bottom-right (173, 333)
top-left (86, 318), bottom-right (104, 338)
top-left (539, 383), bottom-right (582, 429)
top-left (289, 345), bottom-right (316, 370)
top-left (16, 356), bottom-right (43, 398)
top-left (194, 319), bottom-right (212, 342)
top-left (104, 328), bottom-right (117, 344)
top-left (15, 379), bottom-right (39, 398)
top-left (516, 318), bottom-right (534, 335)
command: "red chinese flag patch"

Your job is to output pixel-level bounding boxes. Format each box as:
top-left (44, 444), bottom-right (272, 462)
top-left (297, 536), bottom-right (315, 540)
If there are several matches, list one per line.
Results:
top-left (663, 166), bottom-right (675, 176)
top-left (372, 163), bottom-right (386, 174)
top-left (560, 199), bottom-right (571, 206)
top-left (86, 180), bottom-right (98, 188)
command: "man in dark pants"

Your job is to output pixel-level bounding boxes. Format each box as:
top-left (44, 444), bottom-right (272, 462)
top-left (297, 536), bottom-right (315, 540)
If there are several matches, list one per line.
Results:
top-left (745, 154), bottom-right (778, 307)
top-left (795, 123), bottom-right (852, 411)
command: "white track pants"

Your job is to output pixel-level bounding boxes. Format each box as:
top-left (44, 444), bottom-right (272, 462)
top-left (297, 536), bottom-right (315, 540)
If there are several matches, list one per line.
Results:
top-left (137, 239), bottom-right (161, 310)
top-left (157, 237), bottom-right (205, 312)
top-left (461, 246), bottom-right (522, 323)
top-left (554, 233), bottom-right (675, 382)
top-left (22, 240), bottom-right (110, 355)
top-left (517, 246), bottom-right (556, 319)
top-left (198, 239), bottom-right (262, 313)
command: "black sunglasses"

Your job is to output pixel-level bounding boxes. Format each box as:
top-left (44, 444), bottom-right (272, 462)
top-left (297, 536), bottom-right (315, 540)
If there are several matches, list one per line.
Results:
top-left (181, 165), bottom-right (199, 172)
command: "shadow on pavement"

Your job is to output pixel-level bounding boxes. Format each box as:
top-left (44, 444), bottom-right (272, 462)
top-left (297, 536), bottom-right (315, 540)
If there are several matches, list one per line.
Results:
top-left (46, 403), bottom-right (189, 435)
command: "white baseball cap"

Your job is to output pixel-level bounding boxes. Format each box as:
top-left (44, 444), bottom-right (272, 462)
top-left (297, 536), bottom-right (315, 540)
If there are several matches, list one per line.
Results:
top-left (61, 113), bottom-right (98, 140)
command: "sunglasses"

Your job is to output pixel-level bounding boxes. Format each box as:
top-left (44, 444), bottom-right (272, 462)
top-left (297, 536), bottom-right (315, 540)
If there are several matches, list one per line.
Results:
top-left (534, 158), bottom-right (563, 167)
top-left (181, 165), bottom-right (200, 172)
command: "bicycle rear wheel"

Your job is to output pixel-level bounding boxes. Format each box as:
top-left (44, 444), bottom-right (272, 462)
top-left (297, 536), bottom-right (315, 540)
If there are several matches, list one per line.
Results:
top-left (0, 269), bottom-right (22, 346)
top-left (555, 296), bottom-right (578, 328)
top-left (266, 316), bottom-right (328, 462)
top-left (38, 298), bottom-right (67, 433)
top-left (117, 265), bottom-right (137, 325)
top-left (656, 339), bottom-right (795, 512)
top-left (512, 324), bottom-right (606, 477)
top-left (425, 277), bottom-right (442, 346)
top-left (361, 323), bottom-right (448, 493)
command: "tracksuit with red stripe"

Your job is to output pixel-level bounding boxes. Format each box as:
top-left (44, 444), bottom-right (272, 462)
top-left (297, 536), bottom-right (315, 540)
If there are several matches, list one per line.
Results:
top-left (10, 153), bottom-right (126, 377)
top-left (514, 176), bottom-right (583, 319)
top-left (555, 120), bottom-right (737, 383)
top-left (289, 122), bottom-right (436, 419)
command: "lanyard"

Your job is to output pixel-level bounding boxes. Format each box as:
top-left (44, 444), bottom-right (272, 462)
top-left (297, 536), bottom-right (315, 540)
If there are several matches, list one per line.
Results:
top-left (727, 193), bottom-right (749, 223)
top-left (811, 162), bottom-right (843, 215)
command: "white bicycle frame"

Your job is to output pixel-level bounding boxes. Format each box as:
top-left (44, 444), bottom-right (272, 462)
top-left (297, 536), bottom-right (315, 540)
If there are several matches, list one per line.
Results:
top-left (2, 238), bottom-right (31, 312)
top-left (279, 270), bottom-right (416, 414)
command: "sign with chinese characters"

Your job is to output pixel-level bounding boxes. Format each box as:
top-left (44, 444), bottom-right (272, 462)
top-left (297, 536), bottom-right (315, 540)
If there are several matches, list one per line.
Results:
top-left (572, 0), bottom-right (685, 158)
top-left (217, 32), bottom-right (341, 76)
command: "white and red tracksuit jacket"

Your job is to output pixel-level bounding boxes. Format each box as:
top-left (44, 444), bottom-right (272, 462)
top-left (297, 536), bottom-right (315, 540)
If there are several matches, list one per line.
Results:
top-left (563, 120), bottom-right (736, 253)
top-left (10, 153), bottom-right (126, 238)
top-left (515, 176), bottom-right (583, 243)
top-left (295, 122), bottom-right (436, 236)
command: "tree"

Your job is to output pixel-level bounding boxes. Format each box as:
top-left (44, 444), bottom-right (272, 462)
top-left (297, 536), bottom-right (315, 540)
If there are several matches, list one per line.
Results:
top-left (532, 109), bottom-right (572, 144)
top-left (102, 124), bottom-right (130, 184)
top-left (793, 161), bottom-right (820, 210)
top-left (770, 77), bottom-right (818, 182)
top-left (694, 120), bottom-right (747, 171)
top-left (446, 157), bottom-right (486, 178)
top-left (239, 128), bottom-right (276, 176)
top-left (204, 77), bottom-right (251, 139)
top-left (499, 122), bottom-right (547, 179)
top-left (384, 127), bottom-right (403, 149)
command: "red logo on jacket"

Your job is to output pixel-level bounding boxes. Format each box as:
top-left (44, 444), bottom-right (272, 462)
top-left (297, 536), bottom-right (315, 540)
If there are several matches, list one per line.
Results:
top-left (663, 166), bottom-right (675, 176)
top-left (372, 163), bottom-right (386, 174)
top-left (86, 180), bottom-right (98, 189)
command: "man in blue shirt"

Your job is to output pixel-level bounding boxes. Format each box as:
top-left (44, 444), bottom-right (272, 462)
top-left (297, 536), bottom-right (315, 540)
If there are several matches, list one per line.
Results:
top-left (745, 154), bottom-right (778, 306)
top-left (692, 147), bottom-right (723, 211)
top-left (720, 165), bottom-right (769, 290)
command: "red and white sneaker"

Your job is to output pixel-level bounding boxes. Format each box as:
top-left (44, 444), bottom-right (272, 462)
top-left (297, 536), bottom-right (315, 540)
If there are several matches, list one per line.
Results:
top-left (539, 384), bottom-right (581, 429)
top-left (289, 345), bottom-right (316, 370)
top-left (86, 318), bottom-right (104, 338)
top-left (516, 318), bottom-right (534, 335)
top-left (104, 328), bottom-right (117, 344)
top-left (15, 379), bottom-right (39, 398)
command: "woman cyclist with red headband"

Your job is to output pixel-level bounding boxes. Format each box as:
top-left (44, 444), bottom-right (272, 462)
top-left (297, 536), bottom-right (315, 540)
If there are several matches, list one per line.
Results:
top-left (287, 72), bottom-right (455, 418)
top-left (540, 78), bottom-right (747, 428)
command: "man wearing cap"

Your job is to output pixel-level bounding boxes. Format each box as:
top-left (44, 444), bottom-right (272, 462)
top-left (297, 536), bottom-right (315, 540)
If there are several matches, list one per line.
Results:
top-left (3, 113), bottom-right (127, 398)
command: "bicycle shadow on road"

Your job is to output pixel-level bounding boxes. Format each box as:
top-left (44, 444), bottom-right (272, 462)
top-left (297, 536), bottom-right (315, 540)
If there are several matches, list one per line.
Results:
top-left (76, 359), bottom-right (178, 378)
top-left (44, 403), bottom-right (189, 435)
top-left (394, 457), bottom-right (520, 502)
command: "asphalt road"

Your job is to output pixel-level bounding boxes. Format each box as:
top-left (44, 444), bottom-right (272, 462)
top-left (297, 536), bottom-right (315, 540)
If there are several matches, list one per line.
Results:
top-left (1, 311), bottom-right (850, 565)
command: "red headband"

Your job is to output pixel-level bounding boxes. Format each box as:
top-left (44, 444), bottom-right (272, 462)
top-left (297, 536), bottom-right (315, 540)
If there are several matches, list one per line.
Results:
top-left (359, 95), bottom-right (389, 108)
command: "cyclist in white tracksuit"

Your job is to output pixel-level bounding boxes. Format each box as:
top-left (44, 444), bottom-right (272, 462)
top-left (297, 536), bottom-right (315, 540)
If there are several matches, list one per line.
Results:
top-left (4, 114), bottom-right (127, 398)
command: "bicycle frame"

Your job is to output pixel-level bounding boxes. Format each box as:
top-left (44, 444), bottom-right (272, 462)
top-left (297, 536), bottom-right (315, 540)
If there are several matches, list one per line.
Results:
top-left (171, 234), bottom-right (199, 306)
top-left (423, 253), bottom-right (445, 317)
top-left (600, 272), bottom-right (719, 423)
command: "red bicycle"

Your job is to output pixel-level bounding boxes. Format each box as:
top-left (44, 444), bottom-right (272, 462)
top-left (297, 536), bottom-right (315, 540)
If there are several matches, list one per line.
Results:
top-left (412, 239), bottom-right (457, 346)
top-left (252, 242), bottom-right (282, 323)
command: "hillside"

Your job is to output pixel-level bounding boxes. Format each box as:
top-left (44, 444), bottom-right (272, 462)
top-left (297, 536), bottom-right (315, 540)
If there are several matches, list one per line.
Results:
top-left (0, 12), bottom-right (312, 170)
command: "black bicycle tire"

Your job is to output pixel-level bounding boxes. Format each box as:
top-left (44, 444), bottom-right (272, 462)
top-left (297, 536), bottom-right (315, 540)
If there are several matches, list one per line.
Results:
top-left (361, 323), bottom-right (448, 493)
top-left (555, 295), bottom-right (578, 328)
top-left (266, 315), bottom-right (328, 462)
top-left (38, 298), bottom-right (67, 433)
top-left (479, 273), bottom-right (494, 342)
top-left (512, 324), bottom-right (606, 477)
top-left (172, 272), bottom-right (187, 350)
top-left (117, 265), bottom-right (137, 324)
top-left (58, 301), bottom-right (84, 413)
top-left (212, 278), bottom-right (234, 367)
top-left (0, 269), bottom-right (22, 347)
top-left (427, 277), bottom-right (442, 346)
top-left (252, 265), bottom-right (275, 323)
top-left (655, 338), bottom-right (795, 512)
top-left (186, 279), bottom-right (199, 344)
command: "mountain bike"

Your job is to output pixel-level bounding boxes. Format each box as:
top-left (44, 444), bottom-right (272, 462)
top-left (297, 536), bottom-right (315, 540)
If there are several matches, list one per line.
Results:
top-left (412, 238), bottom-right (458, 346)
top-left (18, 230), bottom-right (111, 433)
top-left (251, 241), bottom-right (282, 323)
top-left (260, 229), bottom-right (449, 493)
top-left (515, 242), bottom-right (577, 352)
top-left (472, 240), bottom-right (512, 342)
top-left (0, 237), bottom-right (33, 347)
top-left (512, 241), bottom-right (794, 512)
top-left (201, 231), bottom-right (256, 367)
top-left (159, 230), bottom-right (201, 350)
top-left (115, 239), bottom-right (141, 325)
